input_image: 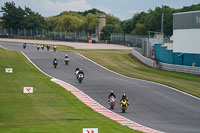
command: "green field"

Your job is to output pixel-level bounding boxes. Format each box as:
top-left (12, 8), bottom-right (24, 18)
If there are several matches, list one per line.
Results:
top-left (55, 45), bottom-right (200, 98)
top-left (0, 47), bottom-right (140, 133)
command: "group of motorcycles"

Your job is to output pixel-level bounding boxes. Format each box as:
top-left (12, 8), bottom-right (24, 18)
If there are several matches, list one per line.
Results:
top-left (24, 43), bottom-right (128, 112)
top-left (36, 44), bottom-right (56, 52)
top-left (108, 96), bottom-right (129, 113)
top-left (52, 51), bottom-right (84, 84)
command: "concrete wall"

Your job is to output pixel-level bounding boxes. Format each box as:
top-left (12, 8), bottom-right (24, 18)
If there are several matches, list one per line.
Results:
top-left (155, 44), bottom-right (173, 64)
top-left (155, 44), bottom-right (200, 67)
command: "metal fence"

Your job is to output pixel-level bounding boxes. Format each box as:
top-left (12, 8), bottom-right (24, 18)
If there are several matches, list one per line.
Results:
top-left (111, 33), bottom-right (171, 58)
top-left (0, 28), bottom-right (91, 42)
top-left (111, 33), bottom-right (152, 57)
top-left (132, 48), bottom-right (200, 75)
top-left (160, 63), bottom-right (200, 75)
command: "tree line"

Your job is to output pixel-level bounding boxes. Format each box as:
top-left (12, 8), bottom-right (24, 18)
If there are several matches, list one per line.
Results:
top-left (0, 1), bottom-right (200, 40)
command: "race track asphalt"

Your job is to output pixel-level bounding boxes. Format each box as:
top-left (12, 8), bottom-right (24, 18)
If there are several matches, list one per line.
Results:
top-left (1, 42), bottom-right (200, 133)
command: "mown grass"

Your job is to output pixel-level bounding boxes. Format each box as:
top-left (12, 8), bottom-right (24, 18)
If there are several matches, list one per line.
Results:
top-left (0, 47), bottom-right (140, 133)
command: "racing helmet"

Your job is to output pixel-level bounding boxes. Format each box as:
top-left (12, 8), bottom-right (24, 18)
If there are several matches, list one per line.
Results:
top-left (123, 93), bottom-right (126, 97)
top-left (110, 90), bottom-right (114, 94)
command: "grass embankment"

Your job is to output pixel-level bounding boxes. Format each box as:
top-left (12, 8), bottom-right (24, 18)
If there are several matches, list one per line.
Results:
top-left (56, 45), bottom-right (200, 98)
top-left (0, 47), bottom-right (140, 133)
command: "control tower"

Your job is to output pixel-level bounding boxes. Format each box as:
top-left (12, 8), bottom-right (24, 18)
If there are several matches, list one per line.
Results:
top-left (96, 14), bottom-right (106, 40)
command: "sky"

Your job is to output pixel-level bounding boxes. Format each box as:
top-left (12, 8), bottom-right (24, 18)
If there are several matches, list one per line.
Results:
top-left (0, 0), bottom-right (200, 20)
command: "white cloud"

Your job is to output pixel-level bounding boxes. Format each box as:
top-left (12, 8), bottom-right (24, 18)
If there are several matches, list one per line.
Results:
top-left (95, 5), bottom-right (112, 14)
top-left (128, 9), bottom-right (139, 15)
top-left (0, 0), bottom-right (92, 17)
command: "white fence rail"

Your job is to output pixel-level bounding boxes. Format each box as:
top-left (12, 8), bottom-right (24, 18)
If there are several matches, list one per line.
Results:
top-left (132, 48), bottom-right (200, 75)
top-left (132, 48), bottom-right (156, 68)
top-left (161, 63), bottom-right (200, 75)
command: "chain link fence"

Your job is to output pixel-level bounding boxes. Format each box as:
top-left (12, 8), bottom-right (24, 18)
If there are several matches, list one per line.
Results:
top-left (0, 28), bottom-right (91, 42)
top-left (111, 33), bottom-right (152, 57)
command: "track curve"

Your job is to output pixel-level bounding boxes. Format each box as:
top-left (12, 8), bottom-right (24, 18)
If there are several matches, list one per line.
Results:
top-left (1, 42), bottom-right (200, 133)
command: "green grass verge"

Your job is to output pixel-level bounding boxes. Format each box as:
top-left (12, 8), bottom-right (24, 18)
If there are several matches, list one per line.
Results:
top-left (0, 47), bottom-right (140, 133)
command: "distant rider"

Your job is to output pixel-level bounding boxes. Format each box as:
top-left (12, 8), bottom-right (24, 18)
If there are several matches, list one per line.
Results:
top-left (78, 69), bottom-right (84, 77)
top-left (75, 68), bottom-right (80, 75)
top-left (65, 54), bottom-right (69, 59)
top-left (47, 44), bottom-right (50, 51)
top-left (53, 45), bottom-right (57, 52)
top-left (37, 44), bottom-right (40, 51)
top-left (108, 90), bottom-right (116, 102)
top-left (41, 44), bottom-right (44, 50)
top-left (23, 43), bottom-right (27, 49)
top-left (53, 58), bottom-right (58, 68)
top-left (75, 68), bottom-right (84, 79)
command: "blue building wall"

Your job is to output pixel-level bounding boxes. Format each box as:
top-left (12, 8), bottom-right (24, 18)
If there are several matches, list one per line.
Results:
top-left (154, 44), bottom-right (200, 67)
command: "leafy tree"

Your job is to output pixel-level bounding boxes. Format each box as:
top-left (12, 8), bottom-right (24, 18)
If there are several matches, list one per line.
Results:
top-left (55, 15), bottom-right (83, 32)
top-left (83, 13), bottom-right (98, 33)
top-left (0, 18), bottom-right (3, 29)
top-left (100, 24), bottom-right (122, 40)
top-left (106, 15), bottom-right (120, 25)
top-left (131, 23), bottom-right (146, 35)
top-left (45, 16), bottom-right (59, 31)
top-left (77, 8), bottom-right (104, 16)
top-left (24, 7), bottom-right (47, 29)
top-left (121, 19), bottom-right (133, 34)
top-left (1, 1), bottom-right (47, 30)
top-left (1, 2), bottom-right (25, 29)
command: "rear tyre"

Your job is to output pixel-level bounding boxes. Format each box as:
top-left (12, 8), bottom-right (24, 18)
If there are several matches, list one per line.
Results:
top-left (122, 107), bottom-right (126, 113)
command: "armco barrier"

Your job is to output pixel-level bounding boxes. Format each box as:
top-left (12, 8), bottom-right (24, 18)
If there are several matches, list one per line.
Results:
top-left (132, 48), bottom-right (200, 75)
top-left (132, 48), bottom-right (156, 68)
top-left (161, 63), bottom-right (200, 75)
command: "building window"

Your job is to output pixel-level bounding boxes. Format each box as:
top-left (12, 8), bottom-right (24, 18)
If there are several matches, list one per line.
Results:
top-left (196, 15), bottom-right (200, 24)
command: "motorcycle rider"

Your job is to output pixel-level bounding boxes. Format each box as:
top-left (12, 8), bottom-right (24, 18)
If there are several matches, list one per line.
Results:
top-left (78, 69), bottom-right (84, 77)
top-left (23, 43), bottom-right (27, 49)
top-left (53, 45), bottom-right (57, 52)
top-left (64, 54), bottom-right (69, 65)
top-left (120, 93), bottom-right (129, 103)
top-left (47, 44), bottom-right (50, 51)
top-left (75, 68), bottom-right (84, 79)
top-left (41, 44), bottom-right (44, 50)
top-left (75, 68), bottom-right (80, 75)
top-left (37, 44), bottom-right (40, 51)
top-left (65, 54), bottom-right (69, 59)
top-left (53, 58), bottom-right (58, 68)
top-left (108, 90), bottom-right (116, 102)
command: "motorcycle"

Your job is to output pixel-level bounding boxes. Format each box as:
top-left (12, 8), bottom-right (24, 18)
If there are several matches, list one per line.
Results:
top-left (77, 73), bottom-right (84, 83)
top-left (37, 45), bottom-right (40, 51)
top-left (64, 58), bottom-right (69, 65)
top-left (47, 45), bottom-right (50, 51)
top-left (41, 45), bottom-right (44, 50)
top-left (53, 60), bottom-right (58, 68)
top-left (120, 99), bottom-right (129, 113)
top-left (53, 45), bottom-right (57, 52)
top-left (109, 96), bottom-right (116, 110)
top-left (23, 43), bottom-right (27, 49)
